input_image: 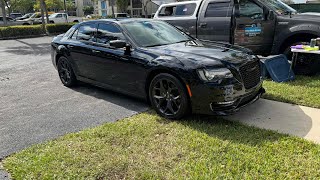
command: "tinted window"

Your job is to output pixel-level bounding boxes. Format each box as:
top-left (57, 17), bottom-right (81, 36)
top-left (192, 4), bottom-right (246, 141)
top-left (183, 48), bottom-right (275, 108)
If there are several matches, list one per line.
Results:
top-left (159, 3), bottom-right (196, 17)
top-left (122, 21), bottom-right (190, 47)
top-left (159, 6), bottom-right (176, 16)
top-left (77, 24), bottom-right (96, 42)
top-left (71, 29), bottom-right (79, 40)
top-left (175, 4), bottom-right (196, 16)
top-left (56, 14), bottom-right (63, 18)
top-left (96, 23), bottom-right (124, 44)
top-left (239, 1), bottom-right (264, 20)
top-left (205, 2), bottom-right (232, 17)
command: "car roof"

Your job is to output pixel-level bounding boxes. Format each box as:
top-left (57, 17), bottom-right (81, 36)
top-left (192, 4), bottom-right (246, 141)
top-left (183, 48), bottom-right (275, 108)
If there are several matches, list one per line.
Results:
top-left (81, 18), bottom-right (157, 25)
top-left (159, 0), bottom-right (202, 6)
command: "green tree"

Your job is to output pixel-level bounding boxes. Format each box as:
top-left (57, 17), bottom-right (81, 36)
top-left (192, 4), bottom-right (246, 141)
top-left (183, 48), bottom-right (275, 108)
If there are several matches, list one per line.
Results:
top-left (116, 0), bottom-right (129, 13)
top-left (66, 0), bottom-right (76, 11)
top-left (34, 0), bottom-right (63, 11)
top-left (83, 5), bottom-right (94, 15)
top-left (7, 0), bottom-right (35, 14)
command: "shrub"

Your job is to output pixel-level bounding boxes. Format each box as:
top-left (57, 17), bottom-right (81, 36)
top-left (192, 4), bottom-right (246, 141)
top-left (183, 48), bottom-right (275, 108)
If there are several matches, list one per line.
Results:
top-left (45, 23), bottom-right (76, 35)
top-left (0, 23), bottom-right (76, 39)
top-left (0, 25), bottom-right (44, 39)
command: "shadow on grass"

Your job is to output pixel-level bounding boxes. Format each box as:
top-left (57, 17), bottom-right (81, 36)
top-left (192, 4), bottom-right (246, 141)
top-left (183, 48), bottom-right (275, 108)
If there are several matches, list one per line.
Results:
top-left (262, 93), bottom-right (298, 106)
top-left (152, 112), bottom-right (289, 146)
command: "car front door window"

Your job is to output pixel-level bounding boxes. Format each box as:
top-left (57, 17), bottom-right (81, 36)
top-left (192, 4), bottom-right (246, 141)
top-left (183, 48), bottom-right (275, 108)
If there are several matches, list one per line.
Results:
top-left (96, 23), bottom-right (125, 45)
top-left (239, 0), bottom-right (264, 20)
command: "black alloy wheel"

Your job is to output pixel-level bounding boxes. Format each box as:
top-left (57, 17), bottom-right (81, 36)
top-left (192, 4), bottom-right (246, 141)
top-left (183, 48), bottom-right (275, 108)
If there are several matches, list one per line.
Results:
top-left (149, 73), bottom-right (189, 119)
top-left (57, 57), bottom-right (77, 87)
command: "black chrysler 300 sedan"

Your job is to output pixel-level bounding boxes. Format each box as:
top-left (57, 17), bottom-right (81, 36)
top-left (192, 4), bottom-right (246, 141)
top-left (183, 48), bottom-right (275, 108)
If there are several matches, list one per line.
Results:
top-left (51, 19), bottom-right (265, 119)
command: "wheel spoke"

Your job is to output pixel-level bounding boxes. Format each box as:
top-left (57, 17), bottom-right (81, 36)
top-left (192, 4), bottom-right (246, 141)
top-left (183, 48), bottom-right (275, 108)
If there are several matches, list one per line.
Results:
top-left (154, 95), bottom-right (165, 100)
top-left (166, 100), bottom-right (175, 114)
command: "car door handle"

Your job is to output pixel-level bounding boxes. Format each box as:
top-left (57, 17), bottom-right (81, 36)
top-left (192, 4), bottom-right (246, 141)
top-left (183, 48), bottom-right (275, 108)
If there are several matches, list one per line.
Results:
top-left (67, 45), bottom-right (74, 48)
top-left (92, 50), bottom-right (101, 53)
top-left (199, 23), bottom-right (207, 28)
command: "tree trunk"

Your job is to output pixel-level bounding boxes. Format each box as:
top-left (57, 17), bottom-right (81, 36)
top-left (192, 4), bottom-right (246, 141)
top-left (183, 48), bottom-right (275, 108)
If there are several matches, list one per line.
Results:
top-left (40, 0), bottom-right (50, 24)
top-left (0, 0), bottom-right (7, 25)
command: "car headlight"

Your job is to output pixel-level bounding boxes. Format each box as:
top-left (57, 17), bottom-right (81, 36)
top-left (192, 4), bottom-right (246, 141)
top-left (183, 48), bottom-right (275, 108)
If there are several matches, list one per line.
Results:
top-left (197, 68), bottom-right (233, 82)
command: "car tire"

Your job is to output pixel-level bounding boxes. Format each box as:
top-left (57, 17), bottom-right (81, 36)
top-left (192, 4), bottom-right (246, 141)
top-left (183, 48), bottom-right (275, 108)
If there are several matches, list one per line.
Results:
top-left (149, 73), bottom-right (190, 119)
top-left (57, 56), bottom-right (77, 87)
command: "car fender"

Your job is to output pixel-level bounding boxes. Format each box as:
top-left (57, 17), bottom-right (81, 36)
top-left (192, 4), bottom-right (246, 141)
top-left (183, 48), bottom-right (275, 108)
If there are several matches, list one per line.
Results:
top-left (272, 24), bottom-right (320, 54)
top-left (54, 44), bottom-right (80, 75)
top-left (147, 56), bottom-right (195, 85)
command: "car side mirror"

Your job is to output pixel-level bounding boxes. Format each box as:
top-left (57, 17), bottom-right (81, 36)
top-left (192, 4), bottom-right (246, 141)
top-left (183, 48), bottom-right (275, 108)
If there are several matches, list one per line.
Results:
top-left (109, 40), bottom-right (131, 55)
top-left (268, 10), bottom-right (275, 20)
top-left (110, 40), bottom-right (127, 48)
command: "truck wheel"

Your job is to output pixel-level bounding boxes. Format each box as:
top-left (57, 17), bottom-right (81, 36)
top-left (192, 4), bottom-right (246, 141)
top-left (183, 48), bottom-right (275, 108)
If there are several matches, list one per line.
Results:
top-left (73, 20), bottom-right (79, 23)
top-left (293, 53), bottom-right (320, 76)
top-left (283, 41), bottom-right (309, 60)
top-left (50, 21), bottom-right (54, 24)
top-left (283, 39), bottom-right (320, 75)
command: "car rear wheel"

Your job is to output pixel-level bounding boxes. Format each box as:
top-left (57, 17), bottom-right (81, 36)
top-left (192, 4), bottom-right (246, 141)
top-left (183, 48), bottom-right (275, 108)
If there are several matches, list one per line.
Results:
top-left (149, 73), bottom-right (189, 119)
top-left (57, 57), bottom-right (77, 87)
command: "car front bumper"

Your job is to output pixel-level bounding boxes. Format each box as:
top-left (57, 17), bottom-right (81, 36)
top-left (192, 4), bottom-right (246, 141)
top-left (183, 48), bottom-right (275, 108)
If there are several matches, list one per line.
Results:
top-left (190, 80), bottom-right (264, 115)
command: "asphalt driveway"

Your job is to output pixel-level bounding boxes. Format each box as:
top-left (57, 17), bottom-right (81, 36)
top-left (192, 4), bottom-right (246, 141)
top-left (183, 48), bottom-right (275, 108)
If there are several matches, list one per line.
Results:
top-left (0, 37), bottom-right (148, 159)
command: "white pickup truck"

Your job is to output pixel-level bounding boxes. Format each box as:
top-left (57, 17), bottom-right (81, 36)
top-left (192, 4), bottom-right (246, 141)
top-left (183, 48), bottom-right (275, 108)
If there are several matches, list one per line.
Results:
top-left (48, 13), bottom-right (82, 24)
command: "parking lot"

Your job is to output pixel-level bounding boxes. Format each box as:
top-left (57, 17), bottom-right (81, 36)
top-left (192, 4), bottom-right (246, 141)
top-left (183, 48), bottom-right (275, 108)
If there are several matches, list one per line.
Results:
top-left (0, 37), bottom-right (148, 158)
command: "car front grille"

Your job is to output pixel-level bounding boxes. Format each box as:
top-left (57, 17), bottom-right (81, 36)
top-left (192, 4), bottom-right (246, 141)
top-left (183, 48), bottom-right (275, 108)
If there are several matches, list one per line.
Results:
top-left (239, 60), bottom-right (261, 89)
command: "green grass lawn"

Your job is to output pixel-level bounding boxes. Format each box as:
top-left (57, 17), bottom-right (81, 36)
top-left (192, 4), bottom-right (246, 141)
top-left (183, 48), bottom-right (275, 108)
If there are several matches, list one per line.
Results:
top-left (4, 112), bottom-right (320, 179)
top-left (263, 75), bottom-right (320, 108)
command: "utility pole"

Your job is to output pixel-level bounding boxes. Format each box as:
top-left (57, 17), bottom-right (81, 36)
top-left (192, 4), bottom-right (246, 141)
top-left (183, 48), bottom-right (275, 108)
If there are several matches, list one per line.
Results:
top-left (0, 0), bottom-right (7, 25)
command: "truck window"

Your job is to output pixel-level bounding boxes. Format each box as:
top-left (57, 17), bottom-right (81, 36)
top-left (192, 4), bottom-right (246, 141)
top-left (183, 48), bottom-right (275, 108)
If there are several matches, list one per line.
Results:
top-left (159, 3), bottom-right (196, 17)
top-left (175, 4), bottom-right (196, 16)
top-left (56, 14), bottom-right (63, 18)
top-left (239, 0), bottom-right (264, 20)
top-left (205, 2), bottom-right (232, 17)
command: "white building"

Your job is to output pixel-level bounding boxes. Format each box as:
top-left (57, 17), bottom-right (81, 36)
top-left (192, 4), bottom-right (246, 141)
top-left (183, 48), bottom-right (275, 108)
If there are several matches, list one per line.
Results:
top-left (73, 0), bottom-right (94, 16)
top-left (93, 0), bottom-right (159, 18)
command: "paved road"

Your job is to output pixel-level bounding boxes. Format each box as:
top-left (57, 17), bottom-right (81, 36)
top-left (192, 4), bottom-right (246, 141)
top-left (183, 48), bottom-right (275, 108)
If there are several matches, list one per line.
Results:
top-left (0, 37), bottom-right (148, 160)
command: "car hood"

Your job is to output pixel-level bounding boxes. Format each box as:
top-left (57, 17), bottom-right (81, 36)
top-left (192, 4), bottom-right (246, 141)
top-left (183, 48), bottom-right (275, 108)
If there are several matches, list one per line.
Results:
top-left (291, 13), bottom-right (320, 21)
top-left (143, 41), bottom-right (257, 68)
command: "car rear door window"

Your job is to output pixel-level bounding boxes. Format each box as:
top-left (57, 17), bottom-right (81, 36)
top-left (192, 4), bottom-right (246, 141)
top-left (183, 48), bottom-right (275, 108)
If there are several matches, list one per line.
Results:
top-left (175, 4), bottom-right (196, 16)
top-left (77, 24), bottom-right (97, 42)
top-left (205, 2), bottom-right (232, 17)
top-left (159, 3), bottom-right (196, 17)
top-left (96, 23), bottom-right (125, 45)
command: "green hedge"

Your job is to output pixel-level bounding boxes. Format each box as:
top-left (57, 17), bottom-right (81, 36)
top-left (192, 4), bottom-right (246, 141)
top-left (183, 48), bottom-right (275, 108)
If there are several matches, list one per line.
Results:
top-left (0, 23), bottom-right (76, 39)
top-left (0, 25), bottom-right (44, 39)
top-left (45, 23), bottom-right (76, 35)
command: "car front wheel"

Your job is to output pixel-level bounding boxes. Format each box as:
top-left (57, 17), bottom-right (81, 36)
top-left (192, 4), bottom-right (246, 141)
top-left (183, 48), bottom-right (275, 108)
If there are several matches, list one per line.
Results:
top-left (57, 56), bottom-right (77, 87)
top-left (149, 73), bottom-right (189, 119)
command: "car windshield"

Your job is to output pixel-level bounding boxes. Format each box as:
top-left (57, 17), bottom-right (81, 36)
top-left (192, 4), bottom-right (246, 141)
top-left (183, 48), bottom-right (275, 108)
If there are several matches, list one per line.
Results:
top-left (260, 0), bottom-right (296, 15)
top-left (30, 13), bottom-right (41, 18)
top-left (122, 20), bottom-right (191, 47)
